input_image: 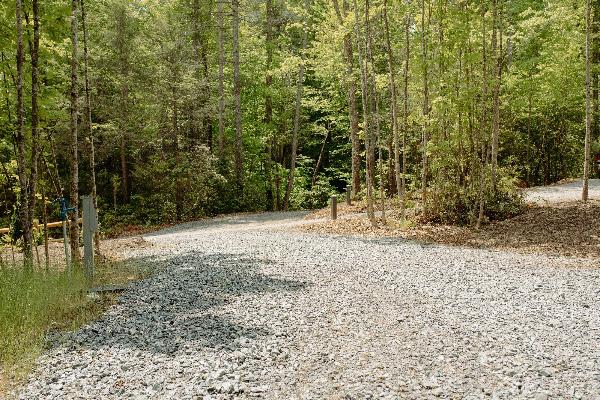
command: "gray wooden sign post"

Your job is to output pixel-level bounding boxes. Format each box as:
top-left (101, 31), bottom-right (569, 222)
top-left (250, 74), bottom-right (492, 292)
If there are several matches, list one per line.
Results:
top-left (82, 196), bottom-right (98, 283)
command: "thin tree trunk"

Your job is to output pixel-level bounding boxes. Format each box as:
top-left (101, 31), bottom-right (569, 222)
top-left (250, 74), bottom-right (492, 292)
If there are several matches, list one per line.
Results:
top-left (15, 0), bottom-right (33, 266)
top-left (477, 3), bottom-right (489, 229)
top-left (192, 0), bottom-right (202, 144)
top-left (264, 0), bottom-right (275, 209)
top-left (353, 0), bottom-right (375, 224)
top-left (491, 0), bottom-right (501, 190)
top-left (584, 0), bottom-right (592, 201)
top-left (69, 0), bottom-right (81, 263)
top-left (312, 130), bottom-right (330, 187)
top-left (421, 0), bottom-right (430, 219)
top-left (173, 81), bottom-right (183, 221)
top-left (217, 0), bottom-right (226, 158)
top-left (375, 93), bottom-right (386, 224)
top-left (401, 9), bottom-right (410, 221)
top-left (199, 8), bottom-right (213, 149)
top-left (232, 0), bottom-right (243, 193)
top-left (42, 188), bottom-right (49, 270)
top-left (365, 0), bottom-right (384, 223)
top-left (383, 0), bottom-right (401, 205)
top-left (27, 0), bottom-right (40, 259)
top-left (347, 44), bottom-right (361, 198)
top-left (265, 0), bottom-right (274, 124)
top-left (334, 0), bottom-right (361, 197)
top-left (593, 0), bottom-right (600, 162)
top-left (80, 0), bottom-right (101, 255)
top-left (365, 0), bottom-right (377, 224)
top-left (117, 8), bottom-right (129, 203)
top-left (284, 7), bottom-right (308, 211)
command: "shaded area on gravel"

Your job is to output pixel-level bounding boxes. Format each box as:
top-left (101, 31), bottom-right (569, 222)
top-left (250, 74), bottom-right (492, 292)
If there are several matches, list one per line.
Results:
top-left (74, 254), bottom-right (307, 355)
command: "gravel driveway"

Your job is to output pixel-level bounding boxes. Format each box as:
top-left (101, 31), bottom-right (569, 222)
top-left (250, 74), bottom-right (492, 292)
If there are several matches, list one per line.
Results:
top-left (17, 212), bottom-right (600, 399)
top-left (524, 179), bottom-right (600, 204)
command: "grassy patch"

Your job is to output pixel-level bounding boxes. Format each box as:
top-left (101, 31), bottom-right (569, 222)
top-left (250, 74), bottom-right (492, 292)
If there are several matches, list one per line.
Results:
top-left (0, 258), bottom-right (155, 395)
top-left (0, 268), bottom-right (87, 364)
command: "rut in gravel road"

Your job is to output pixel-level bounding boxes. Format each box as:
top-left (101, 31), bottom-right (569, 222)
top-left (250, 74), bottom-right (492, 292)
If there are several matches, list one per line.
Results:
top-left (16, 212), bottom-right (600, 400)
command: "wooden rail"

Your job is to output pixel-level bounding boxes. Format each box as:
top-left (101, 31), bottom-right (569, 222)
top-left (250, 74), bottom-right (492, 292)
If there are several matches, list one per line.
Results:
top-left (0, 218), bottom-right (82, 235)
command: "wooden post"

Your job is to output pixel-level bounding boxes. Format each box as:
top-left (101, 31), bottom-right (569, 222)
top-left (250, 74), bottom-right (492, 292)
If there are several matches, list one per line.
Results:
top-left (62, 220), bottom-right (71, 271)
top-left (331, 195), bottom-right (338, 220)
top-left (82, 196), bottom-right (97, 283)
top-left (33, 221), bottom-right (40, 268)
top-left (346, 185), bottom-right (352, 206)
top-left (42, 190), bottom-right (49, 270)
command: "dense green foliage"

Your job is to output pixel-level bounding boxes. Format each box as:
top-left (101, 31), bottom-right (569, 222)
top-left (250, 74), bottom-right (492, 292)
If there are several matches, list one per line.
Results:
top-left (0, 0), bottom-right (596, 234)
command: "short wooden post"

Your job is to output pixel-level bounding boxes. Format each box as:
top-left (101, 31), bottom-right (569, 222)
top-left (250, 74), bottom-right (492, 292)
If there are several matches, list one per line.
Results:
top-left (346, 185), bottom-right (352, 206)
top-left (82, 196), bottom-right (98, 283)
top-left (331, 195), bottom-right (338, 220)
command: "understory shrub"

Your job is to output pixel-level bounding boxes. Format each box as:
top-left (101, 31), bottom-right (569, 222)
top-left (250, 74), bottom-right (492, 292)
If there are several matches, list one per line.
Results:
top-left (430, 167), bottom-right (525, 225)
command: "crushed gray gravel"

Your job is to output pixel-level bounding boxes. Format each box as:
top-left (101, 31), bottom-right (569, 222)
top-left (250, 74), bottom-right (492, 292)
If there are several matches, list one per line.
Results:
top-left (15, 212), bottom-right (600, 399)
top-left (524, 179), bottom-right (600, 204)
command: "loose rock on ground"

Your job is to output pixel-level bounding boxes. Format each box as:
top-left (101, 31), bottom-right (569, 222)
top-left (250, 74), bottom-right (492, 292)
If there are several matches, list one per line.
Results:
top-left (15, 212), bottom-right (600, 399)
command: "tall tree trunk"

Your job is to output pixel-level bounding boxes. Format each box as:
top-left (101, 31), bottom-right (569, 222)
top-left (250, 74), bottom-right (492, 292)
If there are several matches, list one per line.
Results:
top-left (364, 0), bottom-right (377, 224)
top-left (383, 0), bottom-right (401, 208)
top-left (117, 8), bottom-right (129, 203)
top-left (491, 0), bottom-right (501, 190)
top-left (173, 81), bottom-right (183, 221)
top-left (25, 0), bottom-right (41, 268)
top-left (80, 0), bottom-right (100, 255)
top-left (584, 0), bottom-right (592, 201)
top-left (593, 0), bottom-right (600, 163)
top-left (365, 0), bottom-right (384, 223)
top-left (199, 6), bottom-right (213, 149)
top-left (312, 130), bottom-right (330, 187)
top-left (265, 0), bottom-right (274, 124)
top-left (284, 6), bottom-right (308, 211)
top-left (232, 0), bottom-right (243, 193)
top-left (402, 8), bottom-right (410, 221)
top-left (264, 0), bottom-right (275, 209)
top-left (347, 40), bottom-right (361, 198)
top-left (192, 0), bottom-right (202, 144)
top-left (353, 0), bottom-right (375, 224)
top-left (333, 0), bottom-right (361, 197)
top-left (69, 0), bottom-right (81, 263)
top-left (15, 0), bottom-right (32, 266)
top-left (477, 3), bottom-right (489, 229)
top-left (420, 0), bottom-right (430, 219)
top-left (217, 0), bottom-right (226, 158)
top-left (27, 0), bottom-right (40, 248)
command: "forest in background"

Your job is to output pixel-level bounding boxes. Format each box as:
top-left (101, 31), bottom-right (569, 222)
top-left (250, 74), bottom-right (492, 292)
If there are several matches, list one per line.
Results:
top-left (0, 0), bottom-right (597, 263)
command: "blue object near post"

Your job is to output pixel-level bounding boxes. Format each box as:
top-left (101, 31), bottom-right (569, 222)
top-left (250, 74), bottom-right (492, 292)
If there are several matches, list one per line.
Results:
top-left (56, 197), bottom-right (76, 222)
top-left (54, 197), bottom-right (76, 270)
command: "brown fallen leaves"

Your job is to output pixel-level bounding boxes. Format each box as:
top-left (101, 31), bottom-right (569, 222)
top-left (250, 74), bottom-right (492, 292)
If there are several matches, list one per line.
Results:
top-left (298, 200), bottom-right (600, 261)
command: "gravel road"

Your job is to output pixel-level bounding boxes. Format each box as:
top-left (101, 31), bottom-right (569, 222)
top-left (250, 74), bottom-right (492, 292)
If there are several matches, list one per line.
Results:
top-left (16, 212), bottom-right (600, 399)
top-left (524, 179), bottom-right (600, 204)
